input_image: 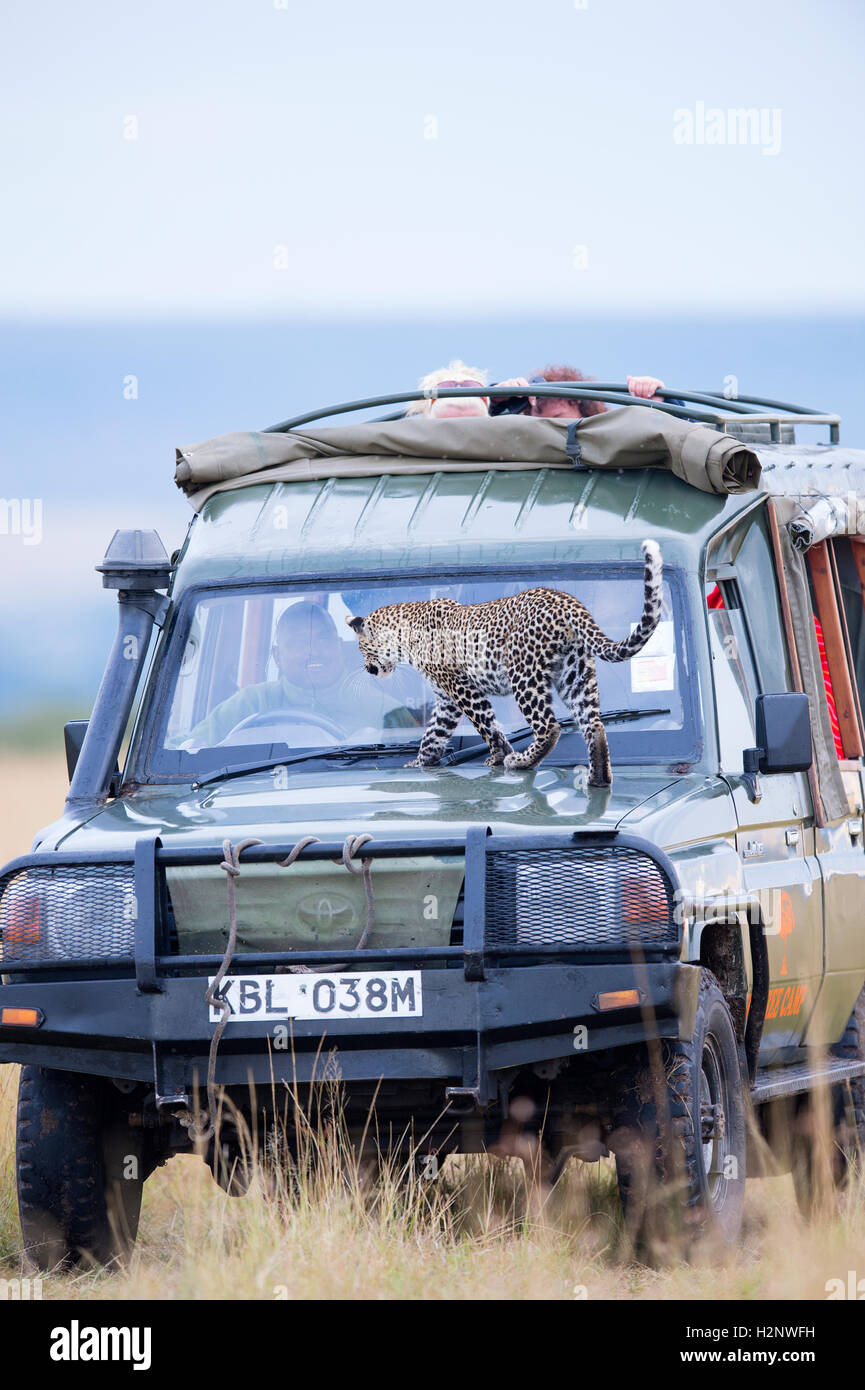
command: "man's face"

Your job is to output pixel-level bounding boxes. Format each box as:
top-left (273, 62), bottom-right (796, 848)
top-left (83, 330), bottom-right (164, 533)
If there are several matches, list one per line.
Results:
top-left (273, 613), bottom-right (339, 689)
top-left (427, 376), bottom-right (489, 419)
top-left (429, 397), bottom-right (488, 419)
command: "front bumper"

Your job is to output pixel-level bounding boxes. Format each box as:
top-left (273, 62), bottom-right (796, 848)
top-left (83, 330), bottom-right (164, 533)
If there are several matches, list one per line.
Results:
top-left (0, 960), bottom-right (701, 1102)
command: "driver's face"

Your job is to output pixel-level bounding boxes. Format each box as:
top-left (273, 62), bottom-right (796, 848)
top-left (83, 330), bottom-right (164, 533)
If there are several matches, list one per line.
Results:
top-left (273, 616), bottom-right (340, 690)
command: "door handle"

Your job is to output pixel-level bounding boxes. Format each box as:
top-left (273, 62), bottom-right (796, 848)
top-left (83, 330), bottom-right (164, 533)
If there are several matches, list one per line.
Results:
top-left (848, 820), bottom-right (862, 842)
top-left (785, 827), bottom-right (799, 847)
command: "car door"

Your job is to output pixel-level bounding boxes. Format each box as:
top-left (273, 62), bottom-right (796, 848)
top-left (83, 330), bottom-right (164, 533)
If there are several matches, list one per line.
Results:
top-left (707, 514), bottom-right (823, 1053)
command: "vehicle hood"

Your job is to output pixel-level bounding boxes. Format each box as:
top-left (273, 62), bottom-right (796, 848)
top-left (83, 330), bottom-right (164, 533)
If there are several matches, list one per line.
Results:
top-left (52, 764), bottom-right (689, 854)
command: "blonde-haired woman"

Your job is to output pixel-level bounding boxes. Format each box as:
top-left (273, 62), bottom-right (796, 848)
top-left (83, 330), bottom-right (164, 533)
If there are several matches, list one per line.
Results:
top-left (406, 360), bottom-right (490, 418)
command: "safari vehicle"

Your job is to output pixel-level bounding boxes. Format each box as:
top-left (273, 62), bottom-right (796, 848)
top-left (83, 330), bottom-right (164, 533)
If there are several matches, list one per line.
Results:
top-left (3, 381), bottom-right (865, 1268)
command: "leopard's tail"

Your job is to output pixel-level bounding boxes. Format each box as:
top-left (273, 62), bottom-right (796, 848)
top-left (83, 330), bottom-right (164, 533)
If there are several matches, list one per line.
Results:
top-left (584, 540), bottom-right (663, 662)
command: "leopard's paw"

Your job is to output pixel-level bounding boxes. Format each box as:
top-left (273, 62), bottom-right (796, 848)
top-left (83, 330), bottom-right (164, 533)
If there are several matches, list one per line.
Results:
top-left (405, 757), bottom-right (439, 769)
top-left (485, 735), bottom-right (512, 767)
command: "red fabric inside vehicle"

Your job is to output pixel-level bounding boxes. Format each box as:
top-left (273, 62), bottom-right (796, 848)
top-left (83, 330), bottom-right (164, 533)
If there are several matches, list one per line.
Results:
top-left (813, 614), bottom-right (844, 758)
top-left (706, 584), bottom-right (844, 759)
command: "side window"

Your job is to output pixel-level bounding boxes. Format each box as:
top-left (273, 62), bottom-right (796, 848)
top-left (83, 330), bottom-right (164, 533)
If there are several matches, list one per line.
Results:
top-left (706, 512), bottom-right (786, 770)
top-left (732, 516), bottom-right (793, 692)
top-left (706, 583), bottom-right (756, 769)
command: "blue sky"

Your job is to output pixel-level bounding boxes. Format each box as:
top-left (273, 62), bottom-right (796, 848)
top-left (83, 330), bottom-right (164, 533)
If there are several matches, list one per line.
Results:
top-left (1, 0), bottom-right (863, 317)
top-left (1, 1), bottom-right (863, 718)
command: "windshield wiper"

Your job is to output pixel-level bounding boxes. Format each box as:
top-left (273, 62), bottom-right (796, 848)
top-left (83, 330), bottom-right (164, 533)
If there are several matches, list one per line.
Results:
top-left (601, 707), bottom-right (672, 724)
top-left (192, 741), bottom-right (421, 788)
top-left (443, 709), bottom-right (672, 767)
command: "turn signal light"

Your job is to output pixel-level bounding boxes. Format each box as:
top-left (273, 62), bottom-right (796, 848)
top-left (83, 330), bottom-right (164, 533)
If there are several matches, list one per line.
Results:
top-left (596, 988), bottom-right (641, 1012)
top-left (0, 1007), bottom-right (44, 1028)
top-left (2, 895), bottom-right (42, 946)
top-left (623, 874), bottom-right (668, 926)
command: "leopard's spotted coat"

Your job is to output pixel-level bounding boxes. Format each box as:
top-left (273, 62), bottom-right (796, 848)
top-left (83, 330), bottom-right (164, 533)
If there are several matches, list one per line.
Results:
top-left (347, 540), bottom-right (662, 785)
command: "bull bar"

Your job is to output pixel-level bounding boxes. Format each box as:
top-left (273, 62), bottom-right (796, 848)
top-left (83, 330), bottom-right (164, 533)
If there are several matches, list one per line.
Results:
top-left (0, 828), bottom-right (697, 1106)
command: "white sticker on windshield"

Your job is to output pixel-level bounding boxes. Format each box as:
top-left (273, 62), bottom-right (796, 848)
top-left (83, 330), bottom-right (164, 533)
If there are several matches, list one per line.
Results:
top-left (630, 620), bottom-right (676, 693)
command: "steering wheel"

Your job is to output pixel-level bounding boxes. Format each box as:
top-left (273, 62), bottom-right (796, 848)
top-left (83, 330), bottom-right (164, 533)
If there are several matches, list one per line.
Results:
top-left (224, 707), bottom-right (349, 741)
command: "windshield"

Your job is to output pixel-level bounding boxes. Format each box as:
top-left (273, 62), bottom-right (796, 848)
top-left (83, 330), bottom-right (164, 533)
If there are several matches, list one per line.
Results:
top-left (138, 567), bottom-right (699, 779)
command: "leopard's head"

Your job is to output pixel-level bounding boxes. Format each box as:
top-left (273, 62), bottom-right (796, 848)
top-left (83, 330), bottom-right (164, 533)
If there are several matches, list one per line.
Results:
top-left (346, 612), bottom-right (400, 678)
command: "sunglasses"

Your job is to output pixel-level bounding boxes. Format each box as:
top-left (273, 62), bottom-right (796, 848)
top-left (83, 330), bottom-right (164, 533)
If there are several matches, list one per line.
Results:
top-left (434, 379), bottom-right (486, 390)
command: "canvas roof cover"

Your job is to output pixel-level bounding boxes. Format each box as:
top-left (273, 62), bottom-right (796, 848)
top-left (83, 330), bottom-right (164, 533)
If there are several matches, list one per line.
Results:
top-left (175, 410), bottom-right (865, 553)
top-left (175, 408), bottom-right (763, 512)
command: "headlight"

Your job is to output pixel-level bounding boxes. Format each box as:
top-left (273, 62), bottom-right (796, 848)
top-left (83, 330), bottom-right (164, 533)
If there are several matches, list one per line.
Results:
top-left (485, 845), bottom-right (676, 951)
top-left (0, 865), bottom-right (137, 968)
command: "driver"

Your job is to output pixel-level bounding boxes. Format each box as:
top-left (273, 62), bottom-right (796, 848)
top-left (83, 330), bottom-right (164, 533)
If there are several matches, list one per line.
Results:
top-left (185, 600), bottom-right (415, 748)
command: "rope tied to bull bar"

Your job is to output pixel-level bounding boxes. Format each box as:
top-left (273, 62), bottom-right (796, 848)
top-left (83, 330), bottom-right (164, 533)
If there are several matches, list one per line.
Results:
top-left (279, 835), bottom-right (321, 973)
top-left (193, 836), bottom-right (262, 1143)
top-left (342, 832), bottom-right (375, 949)
top-left (191, 832), bottom-right (378, 1143)
top-left (277, 832), bottom-right (376, 960)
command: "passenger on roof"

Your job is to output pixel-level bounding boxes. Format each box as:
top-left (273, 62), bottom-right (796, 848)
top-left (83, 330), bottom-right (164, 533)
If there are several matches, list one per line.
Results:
top-left (495, 364), bottom-right (667, 416)
top-left (405, 360), bottom-right (490, 418)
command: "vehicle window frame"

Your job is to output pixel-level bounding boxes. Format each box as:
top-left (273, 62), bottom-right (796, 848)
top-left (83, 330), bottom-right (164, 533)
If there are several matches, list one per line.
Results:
top-left (839, 537), bottom-right (865, 747)
top-left (705, 579), bottom-right (758, 772)
top-left (807, 539), bottom-right (865, 763)
top-left (126, 561), bottom-right (703, 784)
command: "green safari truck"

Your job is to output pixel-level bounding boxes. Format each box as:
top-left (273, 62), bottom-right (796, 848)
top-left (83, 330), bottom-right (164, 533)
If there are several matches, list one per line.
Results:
top-left (2, 382), bottom-right (864, 1266)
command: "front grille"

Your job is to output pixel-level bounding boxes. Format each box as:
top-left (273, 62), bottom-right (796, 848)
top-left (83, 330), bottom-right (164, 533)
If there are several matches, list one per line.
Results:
top-left (485, 845), bottom-right (676, 952)
top-left (0, 864), bottom-right (137, 968)
top-left (0, 841), bottom-right (677, 970)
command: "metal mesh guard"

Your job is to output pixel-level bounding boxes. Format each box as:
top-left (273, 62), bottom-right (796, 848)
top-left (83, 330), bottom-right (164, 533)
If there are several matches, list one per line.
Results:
top-left (485, 845), bottom-right (676, 951)
top-left (0, 864), bottom-right (137, 967)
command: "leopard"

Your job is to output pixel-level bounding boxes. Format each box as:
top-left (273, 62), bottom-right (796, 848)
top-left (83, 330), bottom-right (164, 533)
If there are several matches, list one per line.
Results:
top-left (346, 540), bottom-right (662, 786)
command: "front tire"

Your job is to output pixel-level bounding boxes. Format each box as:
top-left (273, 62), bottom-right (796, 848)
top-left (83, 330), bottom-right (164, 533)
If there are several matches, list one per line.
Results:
top-left (16, 1066), bottom-right (146, 1270)
top-left (609, 971), bottom-right (747, 1256)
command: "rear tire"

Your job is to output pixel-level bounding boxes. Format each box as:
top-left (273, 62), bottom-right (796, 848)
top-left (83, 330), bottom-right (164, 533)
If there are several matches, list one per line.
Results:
top-left (791, 987), bottom-right (865, 1218)
top-left (609, 971), bottom-right (747, 1257)
top-left (16, 1066), bottom-right (145, 1270)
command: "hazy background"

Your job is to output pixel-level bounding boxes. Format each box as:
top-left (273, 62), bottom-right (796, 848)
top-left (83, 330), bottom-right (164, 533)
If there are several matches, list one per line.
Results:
top-left (1, 0), bottom-right (863, 744)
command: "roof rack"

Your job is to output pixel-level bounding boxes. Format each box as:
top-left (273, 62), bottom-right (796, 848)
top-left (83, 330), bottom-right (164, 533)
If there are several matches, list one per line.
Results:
top-left (265, 384), bottom-right (841, 445)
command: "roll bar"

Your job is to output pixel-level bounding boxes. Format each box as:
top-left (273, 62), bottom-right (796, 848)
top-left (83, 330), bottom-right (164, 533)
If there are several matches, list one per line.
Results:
top-left (264, 384), bottom-right (841, 443)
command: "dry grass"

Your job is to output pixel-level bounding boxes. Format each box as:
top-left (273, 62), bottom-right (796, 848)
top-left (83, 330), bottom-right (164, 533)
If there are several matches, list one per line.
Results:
top-left (2, 1061), bottom-right (864, 1301)
top-left (1, 753), bottom-right (863, 1301)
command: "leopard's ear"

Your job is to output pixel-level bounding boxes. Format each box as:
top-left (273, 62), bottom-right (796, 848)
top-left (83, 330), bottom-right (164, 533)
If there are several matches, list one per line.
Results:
top-left (346, 615), bottom-right (366, 635)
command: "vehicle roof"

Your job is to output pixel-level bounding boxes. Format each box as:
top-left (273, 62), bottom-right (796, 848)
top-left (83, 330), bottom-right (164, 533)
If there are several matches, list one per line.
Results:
top-left (173, 465), bottom-right (754, 593)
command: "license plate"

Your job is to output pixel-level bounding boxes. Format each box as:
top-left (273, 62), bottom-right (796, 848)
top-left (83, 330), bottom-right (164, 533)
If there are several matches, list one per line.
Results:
top-left (208, 971), bottom-right (423, 1023)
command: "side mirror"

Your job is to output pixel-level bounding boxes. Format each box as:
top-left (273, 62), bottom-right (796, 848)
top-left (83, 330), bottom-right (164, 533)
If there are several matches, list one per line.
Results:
top-left (743, 693), bottom-right (812, 802)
